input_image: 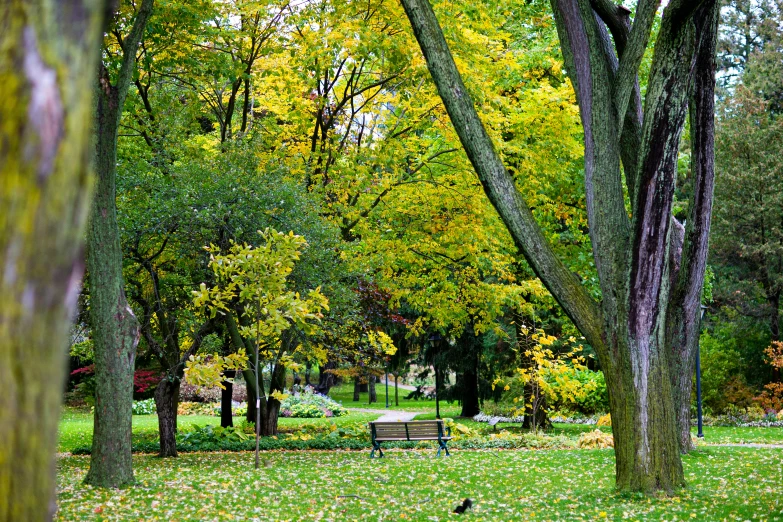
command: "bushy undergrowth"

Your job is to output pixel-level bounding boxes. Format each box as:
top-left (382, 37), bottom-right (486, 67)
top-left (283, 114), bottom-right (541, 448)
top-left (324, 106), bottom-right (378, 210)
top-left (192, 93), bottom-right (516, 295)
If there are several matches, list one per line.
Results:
top-left (280, 387), bottom-right (347, 418)
top-left (132, 399), bottom-right (156, 415)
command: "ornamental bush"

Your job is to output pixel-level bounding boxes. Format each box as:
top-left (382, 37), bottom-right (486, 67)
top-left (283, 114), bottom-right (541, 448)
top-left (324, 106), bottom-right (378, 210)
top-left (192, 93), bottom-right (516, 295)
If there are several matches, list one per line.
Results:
top-left (132, 398), bottom-right (156, 415)
top-left (279, 387), bottom-right (348, 418)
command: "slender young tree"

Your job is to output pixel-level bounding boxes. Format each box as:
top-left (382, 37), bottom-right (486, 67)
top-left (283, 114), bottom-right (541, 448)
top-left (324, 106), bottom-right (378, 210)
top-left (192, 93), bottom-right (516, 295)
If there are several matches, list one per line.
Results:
top-left (400, 0), bottom-right (719, 492)
top-left (85, 0), bottom-right (154, 488)
top-left (0, 0), bottom-right (110, 519)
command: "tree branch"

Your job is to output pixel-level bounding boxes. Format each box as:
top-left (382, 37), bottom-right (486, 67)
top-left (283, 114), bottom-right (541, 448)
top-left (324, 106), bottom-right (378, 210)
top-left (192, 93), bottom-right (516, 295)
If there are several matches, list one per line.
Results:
top-left (400, 0), bottom-right (605, 353)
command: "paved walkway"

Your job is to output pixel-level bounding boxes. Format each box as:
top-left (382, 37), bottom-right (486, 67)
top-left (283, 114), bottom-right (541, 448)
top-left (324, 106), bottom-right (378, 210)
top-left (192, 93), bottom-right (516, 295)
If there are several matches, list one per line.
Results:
top-left (380, 376), bottom-right (417, 391)
top-left (350, 408), bottom-right (425, 422)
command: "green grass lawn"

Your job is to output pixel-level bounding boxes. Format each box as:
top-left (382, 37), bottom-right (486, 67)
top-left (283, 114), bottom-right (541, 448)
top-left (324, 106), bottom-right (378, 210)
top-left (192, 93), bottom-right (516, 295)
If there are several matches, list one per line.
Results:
top-left (59, 408), bottom-right (380, 453)
top-left (327, 383), bottom-right (463, 415)
top-left (546, 423), bottom-right (783, 445)
top-left (56, 446), bottom-right (783, 521)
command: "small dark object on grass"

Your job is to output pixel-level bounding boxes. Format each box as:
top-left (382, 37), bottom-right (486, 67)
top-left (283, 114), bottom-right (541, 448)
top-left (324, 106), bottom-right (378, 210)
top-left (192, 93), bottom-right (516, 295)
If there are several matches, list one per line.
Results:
top-left (454, 498), bottom-right (473, 514)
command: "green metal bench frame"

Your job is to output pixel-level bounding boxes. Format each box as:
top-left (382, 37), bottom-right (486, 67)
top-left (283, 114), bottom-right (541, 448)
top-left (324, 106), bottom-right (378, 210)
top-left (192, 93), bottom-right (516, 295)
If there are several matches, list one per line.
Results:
top-left (369, 420), bottom-right (452, 458)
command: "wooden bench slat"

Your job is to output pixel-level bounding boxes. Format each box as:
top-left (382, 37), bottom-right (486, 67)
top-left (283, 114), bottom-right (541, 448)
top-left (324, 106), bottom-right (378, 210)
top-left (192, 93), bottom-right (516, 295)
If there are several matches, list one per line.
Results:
top-left (368, 419), bottom-right (452, 457)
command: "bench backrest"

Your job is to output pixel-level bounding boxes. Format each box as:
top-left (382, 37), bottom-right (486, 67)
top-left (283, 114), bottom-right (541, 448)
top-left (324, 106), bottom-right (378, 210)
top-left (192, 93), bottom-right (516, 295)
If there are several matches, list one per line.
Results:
top-left (370, 420), bottom-right (444, 440)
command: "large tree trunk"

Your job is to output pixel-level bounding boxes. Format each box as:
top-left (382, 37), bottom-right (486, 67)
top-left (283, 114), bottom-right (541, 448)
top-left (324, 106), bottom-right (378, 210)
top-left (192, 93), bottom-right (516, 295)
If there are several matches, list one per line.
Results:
top-left (257, 363), bottom-right (286, 436)
top-left (315, 360), bottom-right (338, 394)
top-left (0, 2), bottom-right (108, 519)
top-left (353, 378), bottom-right (361, 401)
top-left (394, 373), bottom-right (400, 406)
top-left (154, 378), bottom-right (180, 457)
top-left (606, 332), bottom-right (684, 492)
top-left (400, 0), bottom-right (718, 493)
top-left (666, 0), bottom-right (720, 453)
top-left (460, 354), bottom-right (480, 417)
top-left (84, 78), bottom-right (140, 487)
top-left (84, 0), bottom-right (154, 488)
top-left (221, 370), bottom-right (235, 428)
top-left (368, 374), bottom-right (377, 404)
top-left (244, 368), bottom-right (257, 425)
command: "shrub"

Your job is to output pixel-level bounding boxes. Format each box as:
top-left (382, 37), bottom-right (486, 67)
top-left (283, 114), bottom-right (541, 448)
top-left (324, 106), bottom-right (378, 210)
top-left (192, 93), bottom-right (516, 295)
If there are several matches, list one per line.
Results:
top-left (178, 425), bottom-right (249, 446)
top-left (596, 413), bottom-right (611, 427)
top-left (577, 429), bottom-right (614, 449)
top-left (179, 383), bottom-right (222, 403)
top-left (178, 401), bottom-right (215, 416)
top-left (232, 383), bottom-right (247, 403)
top-left (279, 387), bottom-right (348, 418)
top-left (132, 398), bottom-right (156, 415)
top-left (133, 370), bottom-right (160, 394)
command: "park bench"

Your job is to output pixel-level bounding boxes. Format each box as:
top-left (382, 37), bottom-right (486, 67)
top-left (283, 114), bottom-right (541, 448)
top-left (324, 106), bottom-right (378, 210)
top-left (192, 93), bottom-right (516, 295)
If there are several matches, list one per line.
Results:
top-left (368, 420), bottom-right (452, 458)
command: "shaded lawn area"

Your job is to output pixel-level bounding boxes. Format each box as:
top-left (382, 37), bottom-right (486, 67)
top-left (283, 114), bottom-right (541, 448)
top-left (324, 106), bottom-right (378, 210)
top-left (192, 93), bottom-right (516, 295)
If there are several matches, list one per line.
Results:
top-left (58, 408), bottom-right (380, 453)
top-left (547, 423), bottom-right (783, 445)
top-left (327, 383), bottom-right (463, 416)
top-left (56, 447), bottom-right (782, 521)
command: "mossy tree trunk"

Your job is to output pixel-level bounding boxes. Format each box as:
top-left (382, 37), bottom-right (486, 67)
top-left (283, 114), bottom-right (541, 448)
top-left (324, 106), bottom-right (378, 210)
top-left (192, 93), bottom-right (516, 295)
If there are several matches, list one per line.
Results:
top-left (0, 1), bottom-right (109, 520)
top-left (84, 0), bottom-right (154, 488)
top-left (401, 0), bottom-right (719, 493)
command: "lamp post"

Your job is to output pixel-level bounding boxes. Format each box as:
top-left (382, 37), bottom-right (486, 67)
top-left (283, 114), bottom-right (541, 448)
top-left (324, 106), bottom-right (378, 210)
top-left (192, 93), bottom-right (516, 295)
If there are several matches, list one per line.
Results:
top-left (385, 361), bottom-right (390, 409)
top-left (696, 304), bottom-right (707, 438)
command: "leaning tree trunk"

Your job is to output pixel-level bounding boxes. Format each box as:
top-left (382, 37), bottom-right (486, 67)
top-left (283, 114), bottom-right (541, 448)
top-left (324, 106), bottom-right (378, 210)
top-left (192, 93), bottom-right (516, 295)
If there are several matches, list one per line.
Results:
top-left (0, 1), bottom-right (109, 520)
top-left (665, 0), bottom-right (720, 453)
top-left (154, 378), bottom-right (180, 457)
top-left (84, 0), bottom-right (154, 488)
top-left (400, 0), bottom-right (719, 493)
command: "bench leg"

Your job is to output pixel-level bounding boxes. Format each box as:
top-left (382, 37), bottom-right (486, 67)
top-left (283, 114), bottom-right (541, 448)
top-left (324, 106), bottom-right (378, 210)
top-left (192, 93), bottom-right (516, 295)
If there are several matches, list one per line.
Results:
top-left (437, 441), bottom-right (450, 457)
top-left (371, 442), bottom-right (384, 458)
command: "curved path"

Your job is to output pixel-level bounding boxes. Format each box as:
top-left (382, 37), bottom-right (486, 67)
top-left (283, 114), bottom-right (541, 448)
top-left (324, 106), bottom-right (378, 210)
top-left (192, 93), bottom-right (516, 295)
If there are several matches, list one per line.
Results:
top-left (350, 408), bottom-right (425, 422)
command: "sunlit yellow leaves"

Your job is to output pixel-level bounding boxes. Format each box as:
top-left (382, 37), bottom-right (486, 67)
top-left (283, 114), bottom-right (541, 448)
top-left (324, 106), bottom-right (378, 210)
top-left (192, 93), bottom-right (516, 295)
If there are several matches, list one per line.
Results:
top-left (184, 349), bottom-right (249, 389)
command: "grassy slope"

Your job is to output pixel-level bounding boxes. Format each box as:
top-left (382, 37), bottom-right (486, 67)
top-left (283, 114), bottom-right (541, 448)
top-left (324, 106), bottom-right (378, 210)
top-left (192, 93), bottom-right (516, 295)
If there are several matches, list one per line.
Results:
top-left (56, 447), bottom-right (782, 521)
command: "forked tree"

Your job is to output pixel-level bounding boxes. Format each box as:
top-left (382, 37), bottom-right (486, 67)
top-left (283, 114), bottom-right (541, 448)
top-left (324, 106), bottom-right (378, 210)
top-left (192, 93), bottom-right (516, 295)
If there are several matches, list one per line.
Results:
top-left (400, 0), bottom-right (719, 492)
top-left (0, 0), bottom-right (110, 519)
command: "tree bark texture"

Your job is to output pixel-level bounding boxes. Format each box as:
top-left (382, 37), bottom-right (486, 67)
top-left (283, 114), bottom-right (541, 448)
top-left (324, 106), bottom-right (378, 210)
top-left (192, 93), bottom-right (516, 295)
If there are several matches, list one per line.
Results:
top-left (0, 1), bottom-right (109, 520)
top-left (154, 378), bottom-right (179, 457)
top-left (400, 0), bottom-right (719, 493)
top-left (85, 0), bottom-right (154, 488)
